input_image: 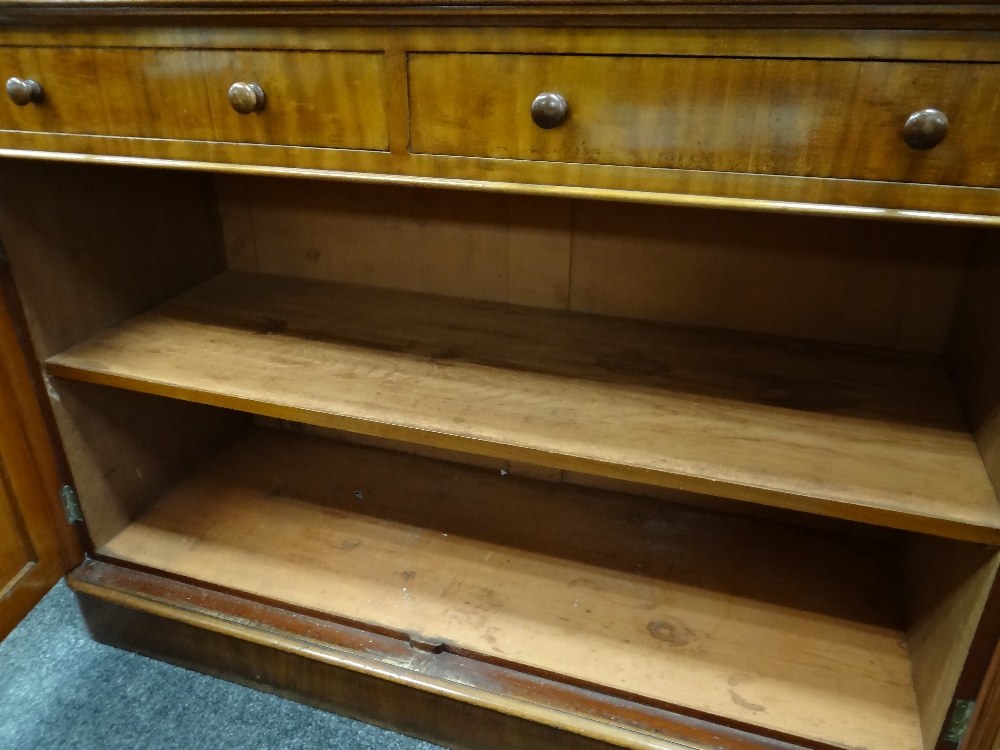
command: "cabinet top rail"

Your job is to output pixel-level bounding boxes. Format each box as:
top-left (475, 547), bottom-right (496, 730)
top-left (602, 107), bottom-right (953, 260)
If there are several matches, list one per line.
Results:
top-left (3, 0), bottom-right (1000, 29)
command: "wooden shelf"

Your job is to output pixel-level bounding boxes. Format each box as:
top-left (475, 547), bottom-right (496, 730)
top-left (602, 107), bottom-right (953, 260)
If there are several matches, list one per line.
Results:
top-left (101, 427), bottom-right (922, 750)
top-left (48, 270), bottom-right (1000, 542)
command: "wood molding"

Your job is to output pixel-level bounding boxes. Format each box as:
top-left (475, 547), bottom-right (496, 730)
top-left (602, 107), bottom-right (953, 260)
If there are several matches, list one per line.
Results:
top-left (2, 148), bottom-right (999, 228)
top-left (68, 559), bottom-right (819, 750)
top-left (3, 2), bottom-right (1000, 31)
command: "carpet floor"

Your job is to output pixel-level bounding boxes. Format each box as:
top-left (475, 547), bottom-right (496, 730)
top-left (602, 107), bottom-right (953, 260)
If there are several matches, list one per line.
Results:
top-left (0, 579), bottom-right (441, 750)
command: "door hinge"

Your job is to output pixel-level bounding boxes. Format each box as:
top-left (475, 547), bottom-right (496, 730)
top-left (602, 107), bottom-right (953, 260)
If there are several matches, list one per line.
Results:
top-left (59, 485), bottom-right (82, 524)
top-left (943, 699), bottom-right (976, 745)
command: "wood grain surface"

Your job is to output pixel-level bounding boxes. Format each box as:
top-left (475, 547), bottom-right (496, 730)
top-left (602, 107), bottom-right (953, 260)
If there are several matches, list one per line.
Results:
top-left (901, 536), bottom-right (1000, 747)
top-left (70, 559), bottom-right (821, 750)
top-left (100, 426), bottom-right (922, 750)
top-left (3, 136), bottom-right (998, 223)
top-left (0, 160), bottom-right (226, 360)
top-left (2, 26), bottom-right (999, 63)
top-left (0, 476), bottom-right (30, 599)
top-left (46, 381), bottom-right (249, 548)
top-left (946, 232), bottom-right (1000, 504)
top-left (46, 271), bottom-right (1000, 542)
top-left (0, 160), bottom-right (248, 548)
top-left (410, 54), bottom-right (1000, 188)
top-left (0, 47), bottom-right (388, 151)
top-left (0, 261), bottom-right (82, 640)
top-left (218, 174), bottom-right (971, 353)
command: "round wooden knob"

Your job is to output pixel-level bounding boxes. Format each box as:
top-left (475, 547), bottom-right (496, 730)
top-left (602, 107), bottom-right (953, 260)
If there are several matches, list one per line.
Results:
top-left (531, 93), bottom-right (568, 130)
top-left (228, 82), bottom-right (265, 115)
top-left (6, 78), bottom-right (42, 106)
top-left (902, 108), bottom-right (948, 150)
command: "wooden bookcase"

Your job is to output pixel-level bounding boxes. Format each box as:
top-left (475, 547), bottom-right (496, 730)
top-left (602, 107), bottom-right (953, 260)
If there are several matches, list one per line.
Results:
top-left (0, 10), bottom-right (999, 750)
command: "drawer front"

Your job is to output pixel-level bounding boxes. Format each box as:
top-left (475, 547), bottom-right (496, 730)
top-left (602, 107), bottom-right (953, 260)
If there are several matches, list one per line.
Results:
top-left (409, 53), bottom-right (1000, 188)
top-left (0, 47), bottom-right (388, 151)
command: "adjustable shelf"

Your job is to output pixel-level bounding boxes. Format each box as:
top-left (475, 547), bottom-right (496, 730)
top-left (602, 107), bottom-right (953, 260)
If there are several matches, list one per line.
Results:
top-left (101, 426), bottom-right (922, 750)
top-left (47, 270), bottom-right (1000, 543)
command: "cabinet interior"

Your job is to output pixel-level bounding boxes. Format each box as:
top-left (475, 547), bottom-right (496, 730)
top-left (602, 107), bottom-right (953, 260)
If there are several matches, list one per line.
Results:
top-left (1, 158), bottom-right (999, 750)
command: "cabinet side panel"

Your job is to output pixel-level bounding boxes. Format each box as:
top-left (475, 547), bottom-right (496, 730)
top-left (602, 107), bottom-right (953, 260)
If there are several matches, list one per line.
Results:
top-left (0, 159), bottom-right (226, 359)
top-left (939, 231), bottom-right (1000, 750)
top-left (947, 231), bottom-right (1000, 499)
top-left (50, 381), bottom-right (248, 548)
top-left (0, 159), bottom-right (242, 548)
top-left (902, 537), bottom-right (1000, 750)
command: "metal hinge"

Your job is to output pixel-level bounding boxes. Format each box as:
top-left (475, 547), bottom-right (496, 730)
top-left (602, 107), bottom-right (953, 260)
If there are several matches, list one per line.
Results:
top-left (943, 699), bottom-right (976, 745)
top-left (59, 485), bottom-right (82, 524)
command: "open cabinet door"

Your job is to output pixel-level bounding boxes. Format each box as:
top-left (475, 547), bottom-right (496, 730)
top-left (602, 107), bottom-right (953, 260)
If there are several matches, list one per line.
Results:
top-left (0, 257), bottom-right (83, 641)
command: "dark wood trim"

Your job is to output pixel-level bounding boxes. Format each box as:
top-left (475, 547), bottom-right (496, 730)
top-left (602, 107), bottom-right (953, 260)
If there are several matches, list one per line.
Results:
top-left (963, 635), bottom-right (1000, 750)
top-left (2, 4), bottom-right (1000, 29)
top-left (69, 559), bottom-right (812, 750)
top-left (934, 564), bottom-right (1000, 749)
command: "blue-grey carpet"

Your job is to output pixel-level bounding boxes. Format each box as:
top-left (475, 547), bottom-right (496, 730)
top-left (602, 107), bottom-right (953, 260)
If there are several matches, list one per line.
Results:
top-left (0, 580), bottom-right (441, 750)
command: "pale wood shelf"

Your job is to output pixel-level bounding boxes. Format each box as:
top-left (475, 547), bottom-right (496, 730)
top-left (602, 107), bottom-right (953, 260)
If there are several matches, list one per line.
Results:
top-left (101, 427), bottom-right (923, 750)
top-left (48, 270), bottom-right (1000, 542)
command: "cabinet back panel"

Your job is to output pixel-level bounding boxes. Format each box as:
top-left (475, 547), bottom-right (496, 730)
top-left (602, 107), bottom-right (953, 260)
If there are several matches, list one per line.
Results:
top-left (219, 174), bottom-right (971, 353)
top-left (259, 416), bottom-right (896, 537)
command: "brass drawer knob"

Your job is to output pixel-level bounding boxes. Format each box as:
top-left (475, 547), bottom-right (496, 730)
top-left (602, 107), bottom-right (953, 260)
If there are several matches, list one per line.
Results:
top-left (902, 108), bottom-right (948, 150)
top-left (6, 77), bottom-right (42, 106)
top-left (228, 82), bottom-right (266, 115)
top-left (531, 93), bottom-right (568, 130)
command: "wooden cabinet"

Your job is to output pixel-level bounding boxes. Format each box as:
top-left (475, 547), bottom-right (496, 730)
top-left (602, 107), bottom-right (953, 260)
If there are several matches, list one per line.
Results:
top-left (2, 5), bottom-right (1000, 750)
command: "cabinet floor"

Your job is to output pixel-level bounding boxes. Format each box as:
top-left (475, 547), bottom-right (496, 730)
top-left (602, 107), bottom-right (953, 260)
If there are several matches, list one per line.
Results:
top-left (0, 581), bottom-right (440, 750)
